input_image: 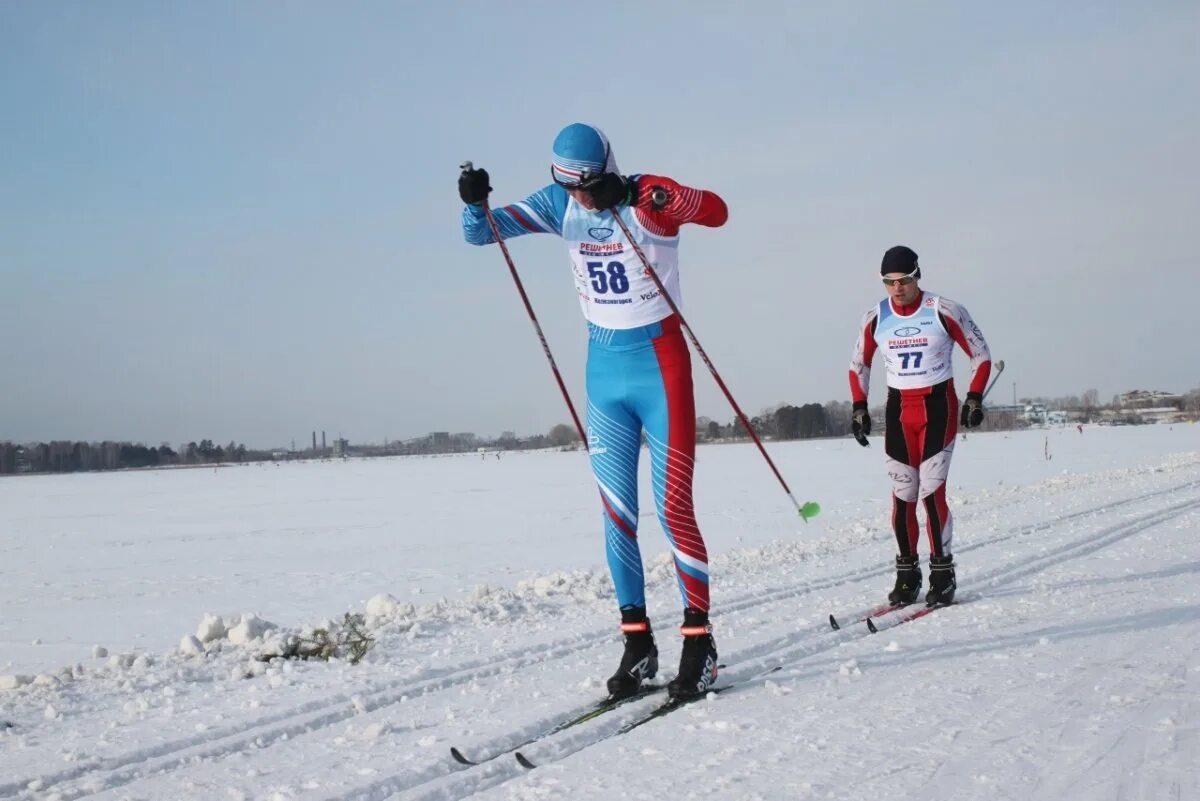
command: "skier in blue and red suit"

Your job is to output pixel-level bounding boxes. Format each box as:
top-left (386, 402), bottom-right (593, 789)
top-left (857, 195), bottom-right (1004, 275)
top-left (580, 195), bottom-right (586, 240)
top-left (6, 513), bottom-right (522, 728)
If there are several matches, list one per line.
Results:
top-left (459, 123), bottom-right (727, 700)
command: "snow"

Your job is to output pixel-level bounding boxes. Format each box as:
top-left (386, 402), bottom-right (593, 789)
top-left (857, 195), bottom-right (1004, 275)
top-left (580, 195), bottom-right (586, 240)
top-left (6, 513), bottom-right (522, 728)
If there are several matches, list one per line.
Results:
top-left (1, 424), bottom-right (1199, 800)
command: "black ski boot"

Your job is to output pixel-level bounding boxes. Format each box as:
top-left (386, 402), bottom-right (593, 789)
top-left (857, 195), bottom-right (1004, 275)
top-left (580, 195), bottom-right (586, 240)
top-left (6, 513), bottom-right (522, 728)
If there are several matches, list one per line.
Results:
top-left (925, 554), bottom-right (957, 606)
top-left (606, 607), bottom-right (659, 699)
top-left (887, 554), bottom-right (922, 605)
top-left (667, 608), bottom-right (719, 700)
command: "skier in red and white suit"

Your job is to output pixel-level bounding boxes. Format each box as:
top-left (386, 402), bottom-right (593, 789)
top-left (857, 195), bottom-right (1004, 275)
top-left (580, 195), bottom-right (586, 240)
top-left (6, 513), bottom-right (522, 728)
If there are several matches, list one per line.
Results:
top-left (848, 246), bottom-right (991, 606)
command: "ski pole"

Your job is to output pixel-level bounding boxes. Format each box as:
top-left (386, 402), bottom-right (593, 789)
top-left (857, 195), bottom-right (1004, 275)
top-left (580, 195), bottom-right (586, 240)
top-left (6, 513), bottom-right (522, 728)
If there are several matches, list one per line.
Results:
top-left (608, 210), bottom-right (820, 522)
top-left (463, 162), bottom-right (588, 446)
top-left (982, 359), bottom-right (1006, 401)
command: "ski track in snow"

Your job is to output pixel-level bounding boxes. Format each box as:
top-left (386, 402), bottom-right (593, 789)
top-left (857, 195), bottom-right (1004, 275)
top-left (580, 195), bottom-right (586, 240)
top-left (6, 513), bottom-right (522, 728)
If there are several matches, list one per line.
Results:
top-left (1, 429), bottom-right (1199, 800)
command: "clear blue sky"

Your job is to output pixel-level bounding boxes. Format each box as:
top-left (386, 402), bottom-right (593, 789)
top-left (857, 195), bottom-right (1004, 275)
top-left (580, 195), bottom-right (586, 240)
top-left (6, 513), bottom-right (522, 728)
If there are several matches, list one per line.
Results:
top-left (2, 2), bottom-right (1196, 447)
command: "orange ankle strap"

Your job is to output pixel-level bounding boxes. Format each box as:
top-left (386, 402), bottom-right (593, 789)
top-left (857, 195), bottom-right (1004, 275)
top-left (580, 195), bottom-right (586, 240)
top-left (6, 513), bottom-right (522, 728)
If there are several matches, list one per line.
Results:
top-left (680, 624), bottom-right (711, 636)
top-left (620, 621), bottom-right (650, 633)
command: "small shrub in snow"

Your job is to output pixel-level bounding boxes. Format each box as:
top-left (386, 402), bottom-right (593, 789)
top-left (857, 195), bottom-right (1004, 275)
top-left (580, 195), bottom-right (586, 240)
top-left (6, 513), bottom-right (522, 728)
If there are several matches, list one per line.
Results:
top-left (260, 613), bottom-right (376, 665)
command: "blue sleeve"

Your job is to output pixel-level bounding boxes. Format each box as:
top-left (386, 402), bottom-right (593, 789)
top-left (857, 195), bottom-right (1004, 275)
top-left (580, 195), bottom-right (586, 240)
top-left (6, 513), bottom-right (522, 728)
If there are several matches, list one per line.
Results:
top-left (461, 184), bottom-right (569, 245)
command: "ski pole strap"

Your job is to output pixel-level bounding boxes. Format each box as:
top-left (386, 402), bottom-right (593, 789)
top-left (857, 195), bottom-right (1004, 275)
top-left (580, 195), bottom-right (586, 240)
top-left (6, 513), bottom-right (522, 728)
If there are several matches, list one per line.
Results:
top-left (620, 621), bottom-right (650, 633)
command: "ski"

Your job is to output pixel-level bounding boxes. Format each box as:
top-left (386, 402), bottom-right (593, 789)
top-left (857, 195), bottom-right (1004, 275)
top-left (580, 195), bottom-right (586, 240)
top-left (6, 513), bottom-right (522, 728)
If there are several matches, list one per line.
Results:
top-left (514, 666), bottom-right (782, 769)
top-left (829, 601), bottom-right (909, 630)
top-left (866, 601), bottom-right (953, 633)
top-left (449, 683), bottom-right (665, 766)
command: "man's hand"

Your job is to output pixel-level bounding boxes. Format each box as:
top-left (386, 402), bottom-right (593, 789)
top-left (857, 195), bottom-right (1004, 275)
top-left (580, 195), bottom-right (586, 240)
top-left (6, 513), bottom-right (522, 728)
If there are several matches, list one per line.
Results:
top-left (458, 164), bottom-right (491, 206)
top-left (851, 401), bottom-right (871, 447)
top-left (960, 392), bottom-right (985, 429)
top-left (587, 172), bottom-right (629, 209)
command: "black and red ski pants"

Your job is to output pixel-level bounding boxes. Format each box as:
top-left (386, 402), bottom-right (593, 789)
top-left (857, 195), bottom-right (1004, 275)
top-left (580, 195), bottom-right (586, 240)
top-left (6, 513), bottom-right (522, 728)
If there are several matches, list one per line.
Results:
top-left (884, 379), bottom-right (958, 558)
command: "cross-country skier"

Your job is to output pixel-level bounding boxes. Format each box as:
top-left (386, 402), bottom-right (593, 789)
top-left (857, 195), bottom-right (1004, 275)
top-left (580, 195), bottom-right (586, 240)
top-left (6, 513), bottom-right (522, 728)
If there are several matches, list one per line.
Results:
top-left (459, 123), bottom-right (728, 699)
top-left (848, 246), bottom-right (992, 606)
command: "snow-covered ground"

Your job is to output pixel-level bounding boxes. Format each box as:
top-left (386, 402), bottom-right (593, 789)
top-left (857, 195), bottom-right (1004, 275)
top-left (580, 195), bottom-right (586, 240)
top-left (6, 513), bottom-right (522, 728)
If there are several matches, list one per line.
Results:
top-left (2, 424), bottom-right (1198, 800)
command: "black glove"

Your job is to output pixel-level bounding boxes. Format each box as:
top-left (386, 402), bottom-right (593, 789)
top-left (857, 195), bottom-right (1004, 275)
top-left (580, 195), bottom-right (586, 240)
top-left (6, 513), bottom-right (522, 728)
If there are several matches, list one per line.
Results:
top-left (586, 172), bottom-right (630, 209)
top-left (960, 392), bottom-right (984, 428)
top-left (851, 401), bottom-right (871, 447)
top-left (458, 165), bottom-right (491, 206)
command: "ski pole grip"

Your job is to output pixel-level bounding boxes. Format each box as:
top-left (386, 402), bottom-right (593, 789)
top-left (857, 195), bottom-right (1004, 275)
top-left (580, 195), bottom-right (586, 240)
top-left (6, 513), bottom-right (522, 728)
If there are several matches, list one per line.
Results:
top-left (460, 160), bottom-right (474, 172)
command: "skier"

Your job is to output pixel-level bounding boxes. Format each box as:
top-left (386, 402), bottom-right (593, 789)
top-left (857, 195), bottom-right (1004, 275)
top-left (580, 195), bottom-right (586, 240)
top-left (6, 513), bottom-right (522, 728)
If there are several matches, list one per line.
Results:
top-left (459, 123), bottom-right (728, 699)
top-left (848, 246), bottom-right (992, 606)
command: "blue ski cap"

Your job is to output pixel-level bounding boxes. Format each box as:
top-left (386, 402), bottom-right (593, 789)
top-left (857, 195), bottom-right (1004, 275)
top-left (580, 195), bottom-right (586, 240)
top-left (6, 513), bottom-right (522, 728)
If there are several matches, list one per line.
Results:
top-left (550, 123), bottom-right (619, 187)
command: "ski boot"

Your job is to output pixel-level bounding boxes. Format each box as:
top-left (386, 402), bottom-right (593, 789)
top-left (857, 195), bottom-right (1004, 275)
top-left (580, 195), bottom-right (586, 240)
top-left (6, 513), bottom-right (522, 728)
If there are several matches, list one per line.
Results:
top-left (606, 607), bottom-right (659, 699)
top-left (667, 608), bottom-right (719, 700)
top-left (925, 554), bottom-right (957, 606)
top-left (887, 554), bottom-right (922, 605)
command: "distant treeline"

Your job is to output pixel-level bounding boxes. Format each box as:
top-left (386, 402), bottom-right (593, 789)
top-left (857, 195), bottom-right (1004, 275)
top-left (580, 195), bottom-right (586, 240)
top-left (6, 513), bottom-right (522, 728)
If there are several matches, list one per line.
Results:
top-left (7, 387), bottom-right (1197, 475)
top-left (702, 401), bottom-right (853, 442)
top-left (0, 439), bottom-right (260, 475)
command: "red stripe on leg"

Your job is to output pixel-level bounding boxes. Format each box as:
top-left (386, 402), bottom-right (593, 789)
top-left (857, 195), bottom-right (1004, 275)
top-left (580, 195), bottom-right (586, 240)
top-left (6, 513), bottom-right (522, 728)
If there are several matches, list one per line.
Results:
top-left (601, 494), bottom-right (638, 540)
top-left (653, 323), bottom-right (709, 612)
top-left (945, 383), bottom-right (959, 448)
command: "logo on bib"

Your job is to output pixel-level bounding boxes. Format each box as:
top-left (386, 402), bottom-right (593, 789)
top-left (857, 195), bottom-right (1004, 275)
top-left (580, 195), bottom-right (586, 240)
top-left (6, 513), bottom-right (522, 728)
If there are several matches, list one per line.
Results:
top-left (893, 326), bottom-right (922, 337)
top-left (588, 227), bottom-right (614, 241)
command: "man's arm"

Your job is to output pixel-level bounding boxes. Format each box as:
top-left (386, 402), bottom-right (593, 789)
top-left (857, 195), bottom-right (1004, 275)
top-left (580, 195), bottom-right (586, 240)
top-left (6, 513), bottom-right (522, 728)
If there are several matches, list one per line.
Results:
top-left (462, 184), bottom-right (570, 246)
top-left (630, 174), bottom-right (728, 237)
top-left (849, 307), bottom-right (879, 403)
top-left (938, 298), bottom-right (992, 396)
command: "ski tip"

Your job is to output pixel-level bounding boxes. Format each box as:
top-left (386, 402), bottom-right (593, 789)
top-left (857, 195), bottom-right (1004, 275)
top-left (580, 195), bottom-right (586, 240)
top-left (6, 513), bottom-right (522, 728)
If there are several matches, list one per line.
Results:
top-left (866, 617), bottom-right (879, 634)
top-left (828, 613), bottom-right (841, 630)
top-left (515, 751), bottom-right (538, 769)
top-left (450, 746), bottom-right (476, 766)
top-left (799, 501), bottom-right (821, 521)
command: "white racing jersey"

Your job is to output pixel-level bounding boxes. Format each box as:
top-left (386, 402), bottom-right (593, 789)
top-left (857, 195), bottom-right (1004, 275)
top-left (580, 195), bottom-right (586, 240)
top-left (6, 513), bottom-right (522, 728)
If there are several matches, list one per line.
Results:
top-left (462, 174), bottom-right (727, 332)
top-left (849, 291), bottom-right (992, 399)
top-left (561, 198), bottom-right (681, 329)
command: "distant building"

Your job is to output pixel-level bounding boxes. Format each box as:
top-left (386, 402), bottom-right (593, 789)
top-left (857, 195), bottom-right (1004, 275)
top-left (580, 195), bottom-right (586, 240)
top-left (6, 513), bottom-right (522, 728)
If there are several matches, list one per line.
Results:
top-left (1134, 408), bottom-right (1188, 424)
top-left (1023, 403), bottom-right (1049, 425)
top-left (333, 438), bottom-right (349, 458)
top-left (1117, 390), bottom-right (1183, 409)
